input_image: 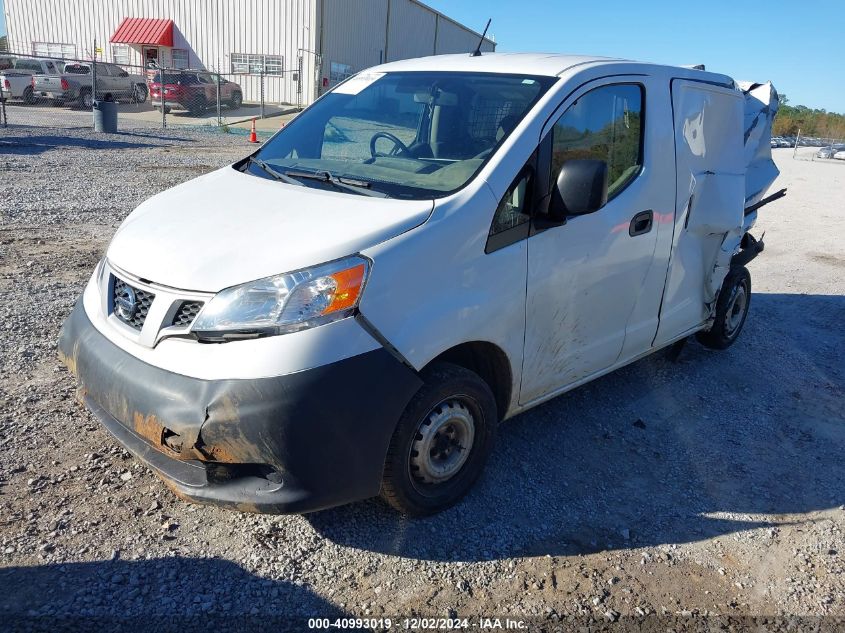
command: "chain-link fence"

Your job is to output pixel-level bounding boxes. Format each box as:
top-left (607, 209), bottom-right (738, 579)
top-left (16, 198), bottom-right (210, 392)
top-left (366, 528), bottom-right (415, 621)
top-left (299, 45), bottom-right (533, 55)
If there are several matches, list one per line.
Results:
top-left (779, 131), bottom-right (845, 162)
top-left (0, 51), bottom-right (297, 132)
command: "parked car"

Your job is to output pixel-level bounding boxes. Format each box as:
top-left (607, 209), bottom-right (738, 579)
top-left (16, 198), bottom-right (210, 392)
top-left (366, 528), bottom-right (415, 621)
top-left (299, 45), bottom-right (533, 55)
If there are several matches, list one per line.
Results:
top-left (0, 57), bottom-right (64, 103)
top-left (834, 150), bottom-right (845, 160)
top-left (149, 70), bottom-right (242, 116)
top-left (816, 144), bottom-right (845, 159)
top-left (58, 53), bottom-right (780, 517)
top-left (32, 61), bottom-right (148, 108)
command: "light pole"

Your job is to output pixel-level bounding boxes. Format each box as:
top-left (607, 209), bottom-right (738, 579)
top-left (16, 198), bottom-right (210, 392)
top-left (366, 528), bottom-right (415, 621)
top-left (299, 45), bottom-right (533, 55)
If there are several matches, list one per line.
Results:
top-left (297, 47), bottom-right (322, 108)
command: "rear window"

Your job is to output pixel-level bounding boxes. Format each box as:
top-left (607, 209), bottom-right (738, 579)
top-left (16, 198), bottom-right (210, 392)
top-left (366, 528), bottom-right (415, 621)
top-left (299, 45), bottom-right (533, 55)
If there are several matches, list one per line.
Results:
top-left (64, 64), bottom-right (91, 75)
top-left (13, 60), bottom-right (43, 72)
top-left (153, 72), bottom-right (198, 84)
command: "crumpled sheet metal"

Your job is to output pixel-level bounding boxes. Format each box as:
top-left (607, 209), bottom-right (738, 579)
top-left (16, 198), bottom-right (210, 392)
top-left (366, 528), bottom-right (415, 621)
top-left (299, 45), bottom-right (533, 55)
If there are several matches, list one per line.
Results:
top-left (738, 80), bottom-right (780, 209)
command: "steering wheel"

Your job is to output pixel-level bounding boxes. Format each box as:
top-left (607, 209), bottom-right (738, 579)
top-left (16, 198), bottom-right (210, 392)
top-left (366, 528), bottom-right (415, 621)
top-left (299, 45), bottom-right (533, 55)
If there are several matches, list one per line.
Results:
top-left (370, 132), bottom-right (412, 158)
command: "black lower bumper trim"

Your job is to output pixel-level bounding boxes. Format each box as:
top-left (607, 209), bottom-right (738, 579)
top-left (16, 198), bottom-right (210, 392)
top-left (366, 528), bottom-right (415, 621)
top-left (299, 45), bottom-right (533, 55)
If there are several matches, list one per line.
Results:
top-left (58, 300), bottom-right (423, 513)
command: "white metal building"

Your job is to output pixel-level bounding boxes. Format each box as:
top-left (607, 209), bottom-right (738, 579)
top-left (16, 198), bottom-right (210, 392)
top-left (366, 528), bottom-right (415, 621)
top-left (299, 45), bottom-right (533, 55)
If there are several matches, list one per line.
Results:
top-left (2, 0), bottom-right (495, 105)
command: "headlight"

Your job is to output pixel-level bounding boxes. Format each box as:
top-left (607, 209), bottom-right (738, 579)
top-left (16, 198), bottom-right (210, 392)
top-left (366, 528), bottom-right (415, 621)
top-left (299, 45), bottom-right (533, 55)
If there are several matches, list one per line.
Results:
top-left (191, 255), bottom-right (370, 341)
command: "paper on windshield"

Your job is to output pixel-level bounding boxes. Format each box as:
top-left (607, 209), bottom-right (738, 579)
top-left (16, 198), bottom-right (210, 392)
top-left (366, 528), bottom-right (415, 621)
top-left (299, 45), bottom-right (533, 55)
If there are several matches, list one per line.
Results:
top-left (332, 72), bottom-right (385, 95)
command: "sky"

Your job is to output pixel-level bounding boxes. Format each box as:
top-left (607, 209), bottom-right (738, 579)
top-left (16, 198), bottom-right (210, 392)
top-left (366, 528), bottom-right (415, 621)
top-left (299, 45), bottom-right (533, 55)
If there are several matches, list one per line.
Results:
top-left (425, 0), bottom-right (845, 113)
top-left (0, 0), bottom-right (841, 111)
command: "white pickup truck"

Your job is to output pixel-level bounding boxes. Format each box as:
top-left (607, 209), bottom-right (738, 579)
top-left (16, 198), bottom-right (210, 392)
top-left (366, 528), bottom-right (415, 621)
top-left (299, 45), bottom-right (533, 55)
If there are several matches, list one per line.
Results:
top-left (0, 58), bottom-right (64, 103)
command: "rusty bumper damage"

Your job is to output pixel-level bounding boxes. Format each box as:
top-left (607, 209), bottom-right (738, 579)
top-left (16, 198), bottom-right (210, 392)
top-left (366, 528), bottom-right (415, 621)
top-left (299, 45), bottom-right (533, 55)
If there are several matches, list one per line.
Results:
top-left (58, 300), bottom-right (423, 514)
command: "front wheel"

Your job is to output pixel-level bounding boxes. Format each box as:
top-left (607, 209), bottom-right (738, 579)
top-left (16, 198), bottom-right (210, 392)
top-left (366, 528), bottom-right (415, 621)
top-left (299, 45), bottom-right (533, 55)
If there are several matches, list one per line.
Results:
top-left (133, 84), bottom-right (148, 103)
top-left (229, 91), bottom-right (242, 108)
top-left (188, 96), bottom-right (206, 116)
top-left (696, 266), bottom-right (751, 350)
top-left (381, 362), bottom-right (497, 516)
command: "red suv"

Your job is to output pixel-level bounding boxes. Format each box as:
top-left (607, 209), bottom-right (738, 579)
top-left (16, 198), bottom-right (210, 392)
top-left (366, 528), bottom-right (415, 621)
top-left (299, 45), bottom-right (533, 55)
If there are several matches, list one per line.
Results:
top-left (149, 71), bottom-right (243, 116)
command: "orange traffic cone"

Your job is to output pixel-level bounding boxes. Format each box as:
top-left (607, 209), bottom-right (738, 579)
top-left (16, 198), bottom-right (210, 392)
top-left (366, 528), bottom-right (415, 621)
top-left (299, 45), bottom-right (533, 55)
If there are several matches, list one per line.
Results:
top-left (248, 118), bottom-right (258, 144)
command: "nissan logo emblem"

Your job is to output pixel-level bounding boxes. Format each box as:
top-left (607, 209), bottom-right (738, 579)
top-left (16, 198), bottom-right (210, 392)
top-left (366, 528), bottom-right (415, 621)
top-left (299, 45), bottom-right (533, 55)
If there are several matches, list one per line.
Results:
top-left (115, 285), bottom-right (137, 321)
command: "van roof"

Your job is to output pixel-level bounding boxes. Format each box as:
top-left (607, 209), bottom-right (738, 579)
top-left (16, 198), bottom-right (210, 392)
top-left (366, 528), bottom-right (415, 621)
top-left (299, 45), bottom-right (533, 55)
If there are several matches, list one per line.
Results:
top-left (372, 52), bottom-right (735, 86)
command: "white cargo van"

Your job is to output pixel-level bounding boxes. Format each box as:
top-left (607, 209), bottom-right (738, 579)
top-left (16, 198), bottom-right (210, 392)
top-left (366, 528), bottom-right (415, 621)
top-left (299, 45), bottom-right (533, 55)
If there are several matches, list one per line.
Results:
top-left (59, 53), bottom-right (781, 516)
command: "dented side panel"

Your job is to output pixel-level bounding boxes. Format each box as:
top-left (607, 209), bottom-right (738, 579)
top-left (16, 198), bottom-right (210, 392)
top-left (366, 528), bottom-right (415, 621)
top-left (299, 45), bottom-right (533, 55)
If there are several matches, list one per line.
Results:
top-left (653, 80), bottom-right (745, 347)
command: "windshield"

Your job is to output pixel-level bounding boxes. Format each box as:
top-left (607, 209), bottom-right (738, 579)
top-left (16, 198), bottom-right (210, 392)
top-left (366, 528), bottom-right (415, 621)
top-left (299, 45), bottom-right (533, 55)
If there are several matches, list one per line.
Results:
top-left (250, 71), bottom-right (556, 199)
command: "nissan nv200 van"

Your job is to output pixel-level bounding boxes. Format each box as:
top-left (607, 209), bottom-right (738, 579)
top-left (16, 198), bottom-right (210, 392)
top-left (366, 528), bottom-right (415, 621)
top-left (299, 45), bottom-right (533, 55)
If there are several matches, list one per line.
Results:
top-left (59, 53), bottom-right (780, 516)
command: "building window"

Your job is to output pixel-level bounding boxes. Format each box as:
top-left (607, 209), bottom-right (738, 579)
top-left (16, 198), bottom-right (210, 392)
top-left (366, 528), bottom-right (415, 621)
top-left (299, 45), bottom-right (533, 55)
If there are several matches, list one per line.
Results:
top-left (33, 42), bottom-right (76, 59)
top-left (171, 48), bottom-right (189, 69)
top-left (330, 61), bottom-right (353, 85)
top-left (230, 53), bottom-right (283, 76)
top-left (112, 45), bottom-right (130, 66)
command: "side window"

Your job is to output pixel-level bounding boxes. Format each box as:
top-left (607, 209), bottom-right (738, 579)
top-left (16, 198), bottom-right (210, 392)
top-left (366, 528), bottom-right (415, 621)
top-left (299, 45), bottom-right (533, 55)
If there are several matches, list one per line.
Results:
top-left (551, 84), bottom-right (643, 200)
top-left (491, 170), bottom-right (532, 235)
top-left (485, 155), bottom-right (536, 253)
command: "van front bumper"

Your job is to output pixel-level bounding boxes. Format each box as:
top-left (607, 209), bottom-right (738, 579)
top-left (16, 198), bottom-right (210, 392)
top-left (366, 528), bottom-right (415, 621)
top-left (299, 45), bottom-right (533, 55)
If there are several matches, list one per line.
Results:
top-left (58, 300), bottom-right (423, 514)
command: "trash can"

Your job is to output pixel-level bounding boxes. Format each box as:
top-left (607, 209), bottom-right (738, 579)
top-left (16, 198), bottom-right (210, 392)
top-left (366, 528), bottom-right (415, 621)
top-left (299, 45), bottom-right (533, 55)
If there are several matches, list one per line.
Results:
top-left (93, 98), bottom-right (118, 133)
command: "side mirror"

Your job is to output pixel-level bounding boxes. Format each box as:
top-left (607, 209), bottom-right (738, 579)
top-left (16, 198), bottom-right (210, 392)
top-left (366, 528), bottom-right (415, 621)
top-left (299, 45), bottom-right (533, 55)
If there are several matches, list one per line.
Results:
top-left (549, 159), bottom-right (608, 221)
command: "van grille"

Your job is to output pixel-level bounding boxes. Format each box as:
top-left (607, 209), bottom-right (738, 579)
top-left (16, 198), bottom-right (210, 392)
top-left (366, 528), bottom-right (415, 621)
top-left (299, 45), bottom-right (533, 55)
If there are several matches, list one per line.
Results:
top-left (112, 277), bottom-right (154, 330)
top-left (171, 301), bottom-right (203, 327)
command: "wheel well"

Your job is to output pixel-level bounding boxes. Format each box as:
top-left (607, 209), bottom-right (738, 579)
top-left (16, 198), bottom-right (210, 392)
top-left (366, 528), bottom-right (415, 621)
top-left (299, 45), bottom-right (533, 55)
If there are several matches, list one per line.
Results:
top-left (428, 342), bottom-right (512, 421)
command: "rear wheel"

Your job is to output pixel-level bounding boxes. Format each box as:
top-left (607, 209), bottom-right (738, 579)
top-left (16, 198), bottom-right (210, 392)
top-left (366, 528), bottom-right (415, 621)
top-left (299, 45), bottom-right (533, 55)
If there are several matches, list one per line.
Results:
top-left (381, 362), bottom-right (497, 516)
top-left (79, 90), bottom-right (93, 109)
top-left (22, 86), bottom-right (36, 105)
top-left (696, 266), bottom-right (751, 350)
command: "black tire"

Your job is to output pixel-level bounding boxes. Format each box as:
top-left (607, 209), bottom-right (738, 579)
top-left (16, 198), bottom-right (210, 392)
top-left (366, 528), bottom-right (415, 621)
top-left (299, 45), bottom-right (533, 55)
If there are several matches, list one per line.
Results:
top-left (381, 362), bottom-right (497, 516)
top-left (188, 95), bottom-right (206, 116)
top-left (229, 91), bottom-right (243, 109)
top-left (133, 84), bottom-right (148, 103)
top-left (696, 266), bottom-right (751, 350)
top-left (79, 89), bottom-right (93, 109)
top-left (22, 86), bottom-right (36, 105)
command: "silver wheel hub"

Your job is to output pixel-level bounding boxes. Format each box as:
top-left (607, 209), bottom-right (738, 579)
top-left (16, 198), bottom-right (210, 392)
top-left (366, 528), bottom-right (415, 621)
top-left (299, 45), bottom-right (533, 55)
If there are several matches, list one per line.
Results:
top-left (410, 400), bottom-right (475, 484)
top-left (724, 283), bottom-right (747, 336)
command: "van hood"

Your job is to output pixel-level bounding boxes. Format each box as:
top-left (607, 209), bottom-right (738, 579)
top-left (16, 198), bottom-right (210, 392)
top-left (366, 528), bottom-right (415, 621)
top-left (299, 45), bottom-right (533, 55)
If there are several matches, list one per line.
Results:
top-left (107, 165), bottom-right (434, 292)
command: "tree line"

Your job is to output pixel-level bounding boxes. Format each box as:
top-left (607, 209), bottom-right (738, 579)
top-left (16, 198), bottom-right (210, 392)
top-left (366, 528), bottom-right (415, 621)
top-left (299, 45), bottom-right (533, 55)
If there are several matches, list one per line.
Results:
top-left (774, 95), bottom-right (845, 139)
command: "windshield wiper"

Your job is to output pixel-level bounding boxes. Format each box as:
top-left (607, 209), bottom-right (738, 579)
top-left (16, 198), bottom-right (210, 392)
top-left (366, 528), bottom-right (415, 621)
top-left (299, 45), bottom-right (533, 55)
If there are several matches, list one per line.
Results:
top-left (284, 170), bottom-right (388, 198)
top-left (247, 156), bottom-right (305, 187)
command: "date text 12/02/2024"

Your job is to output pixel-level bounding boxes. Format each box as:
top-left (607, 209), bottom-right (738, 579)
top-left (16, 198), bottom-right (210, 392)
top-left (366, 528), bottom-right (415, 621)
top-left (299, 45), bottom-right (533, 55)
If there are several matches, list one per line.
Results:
top-left (307, 618), bottom-right (528, 630)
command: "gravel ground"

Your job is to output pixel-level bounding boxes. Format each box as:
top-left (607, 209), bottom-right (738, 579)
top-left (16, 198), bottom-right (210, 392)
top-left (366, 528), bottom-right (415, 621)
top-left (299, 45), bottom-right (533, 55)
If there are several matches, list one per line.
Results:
top-left (0, 130), bottom-right (843, 632)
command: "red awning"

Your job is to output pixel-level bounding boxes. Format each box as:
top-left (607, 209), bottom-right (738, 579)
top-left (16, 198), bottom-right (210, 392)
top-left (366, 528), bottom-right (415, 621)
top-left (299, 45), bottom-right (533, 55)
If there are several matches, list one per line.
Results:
top-left (110, 18), bottom-right (174, 47)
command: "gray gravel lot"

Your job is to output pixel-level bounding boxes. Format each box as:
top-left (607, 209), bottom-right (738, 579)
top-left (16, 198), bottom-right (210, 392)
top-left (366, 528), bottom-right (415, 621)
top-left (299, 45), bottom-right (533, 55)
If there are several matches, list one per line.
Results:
top-left (0, 131), bottom-right (843, 630)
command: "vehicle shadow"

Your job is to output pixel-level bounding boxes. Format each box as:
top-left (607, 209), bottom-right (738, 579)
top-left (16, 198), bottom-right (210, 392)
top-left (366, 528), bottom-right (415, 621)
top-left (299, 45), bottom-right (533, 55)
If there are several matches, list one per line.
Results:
top-left (0, 556), bottom-right (356, 632)
top-left (308, 292), bottom-right (845, 561)
top-left (0, 132), bottom-right (195, 154)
